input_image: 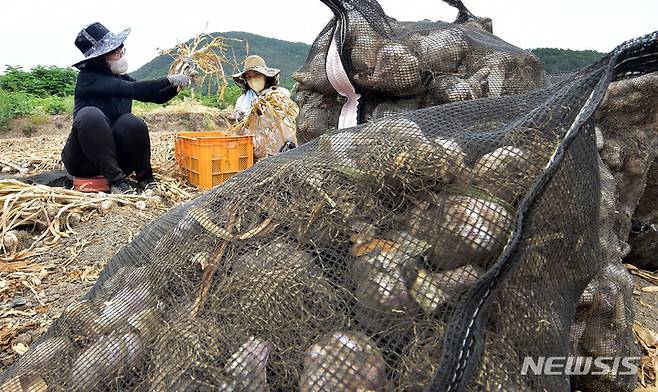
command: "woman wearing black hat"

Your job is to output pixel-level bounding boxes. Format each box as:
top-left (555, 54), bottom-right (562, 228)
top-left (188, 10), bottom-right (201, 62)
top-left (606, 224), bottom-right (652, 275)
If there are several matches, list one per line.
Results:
top-left (62, 22), bottom-right (191, 195)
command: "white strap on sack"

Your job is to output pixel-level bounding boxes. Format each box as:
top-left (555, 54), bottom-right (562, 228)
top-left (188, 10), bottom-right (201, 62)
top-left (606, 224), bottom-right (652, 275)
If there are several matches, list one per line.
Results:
top-left (326, 34), bottom-right (361, 129)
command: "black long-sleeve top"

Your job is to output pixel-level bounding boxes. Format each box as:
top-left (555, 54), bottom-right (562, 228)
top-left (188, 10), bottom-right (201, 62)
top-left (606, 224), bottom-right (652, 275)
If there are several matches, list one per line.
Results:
top-left (73, 69), bottom-right (178, 123)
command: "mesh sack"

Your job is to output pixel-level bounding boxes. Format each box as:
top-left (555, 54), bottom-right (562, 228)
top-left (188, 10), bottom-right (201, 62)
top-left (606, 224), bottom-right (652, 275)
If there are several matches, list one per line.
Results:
top-left (1, 32), bottom-right (657, 392)
top-left (293, 0), bottom-right (548, 143)
top-left (566, 155), bottom-right (638, 392)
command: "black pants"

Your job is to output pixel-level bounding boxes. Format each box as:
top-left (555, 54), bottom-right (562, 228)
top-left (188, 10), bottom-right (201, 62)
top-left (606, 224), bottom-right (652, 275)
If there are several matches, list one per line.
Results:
top-left (62, 107), bottom-right (153, 184)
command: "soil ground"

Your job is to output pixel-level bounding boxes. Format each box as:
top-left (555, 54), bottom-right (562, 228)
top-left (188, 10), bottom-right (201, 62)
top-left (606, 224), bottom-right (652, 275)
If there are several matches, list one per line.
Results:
top-left (0, 210), bottom-right (158, 368)
top-left (0, 107), bottom-right (219, 369)
top-left (635, 275), bottom-right (658, 332)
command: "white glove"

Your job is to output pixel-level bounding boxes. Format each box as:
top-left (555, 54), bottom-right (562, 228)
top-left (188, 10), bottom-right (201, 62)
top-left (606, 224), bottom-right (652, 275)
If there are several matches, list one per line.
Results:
top-left (167, 74), bottom-right (191, 88)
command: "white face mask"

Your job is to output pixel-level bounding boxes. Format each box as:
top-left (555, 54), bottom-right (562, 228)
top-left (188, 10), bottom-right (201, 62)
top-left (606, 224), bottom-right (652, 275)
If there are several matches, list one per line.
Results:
top-left (247, 74), bottom-right (266, 92)
top-left (108, 57), bottom-right (129, 75)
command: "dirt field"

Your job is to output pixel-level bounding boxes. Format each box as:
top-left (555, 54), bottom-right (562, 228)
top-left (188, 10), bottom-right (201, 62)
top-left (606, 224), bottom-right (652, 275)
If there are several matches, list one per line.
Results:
top-left (0, 110), bottom-right (656, 387)
top-left (0, 209), bottom-right (158, 368)
top-left (0, 107), bottom-right (215, 370)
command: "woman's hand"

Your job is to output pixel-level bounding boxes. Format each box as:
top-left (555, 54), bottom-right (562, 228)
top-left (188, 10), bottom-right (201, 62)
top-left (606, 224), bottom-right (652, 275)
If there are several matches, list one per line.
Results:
top-left (167, 74), bottom-right (192, 88)
top-left (229, 110), bottom-right (247, 122)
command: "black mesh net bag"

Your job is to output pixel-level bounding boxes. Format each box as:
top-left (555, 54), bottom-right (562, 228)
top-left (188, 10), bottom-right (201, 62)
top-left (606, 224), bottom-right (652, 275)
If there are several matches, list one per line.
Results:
top-left (293, 0), bottom-right (548, 143)
top-left (1, 28), bottom-right (657, 392)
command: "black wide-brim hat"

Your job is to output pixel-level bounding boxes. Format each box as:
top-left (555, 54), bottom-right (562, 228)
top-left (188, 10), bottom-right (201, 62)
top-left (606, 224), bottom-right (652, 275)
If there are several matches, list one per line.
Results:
top-left (73, 22), bottom-right (130, 69)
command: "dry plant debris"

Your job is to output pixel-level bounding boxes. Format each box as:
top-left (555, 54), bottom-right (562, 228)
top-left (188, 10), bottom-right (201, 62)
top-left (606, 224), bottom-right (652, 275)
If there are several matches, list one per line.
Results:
top-left (0, 180), bottom-right (166, 260)
top-left (228, 88), bottom-right (299, 136)
top-left (0, 136), bottom-right (64, 175)
top-left (161, 33), bottom-right (247, 99)
top-left (627, 264), bottom-right (658, 286)
top-left (0, 130), bottom-right (202, 370)
top-left (634, 321), bottom-right (658, 388)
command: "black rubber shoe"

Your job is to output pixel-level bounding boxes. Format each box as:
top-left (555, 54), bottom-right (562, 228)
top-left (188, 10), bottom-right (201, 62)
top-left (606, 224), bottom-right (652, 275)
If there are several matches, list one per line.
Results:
top-left (137, 177), bottom-right (157, 191)
top-left (110, 180), bottom-right (137, 195)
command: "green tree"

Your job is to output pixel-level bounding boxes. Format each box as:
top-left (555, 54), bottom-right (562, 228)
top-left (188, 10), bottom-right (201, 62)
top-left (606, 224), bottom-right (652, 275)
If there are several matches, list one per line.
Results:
top-left (0, 65), bottom-right (77, 97)
top-left (531, 48), bottom-right (605, 74)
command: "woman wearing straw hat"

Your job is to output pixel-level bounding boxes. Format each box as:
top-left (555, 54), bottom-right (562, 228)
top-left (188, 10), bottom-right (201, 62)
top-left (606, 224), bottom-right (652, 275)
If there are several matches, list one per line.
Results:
top-left (62, 22), bottom-right (192, 195)
top-left (231, 55), bottom-right (298, 160)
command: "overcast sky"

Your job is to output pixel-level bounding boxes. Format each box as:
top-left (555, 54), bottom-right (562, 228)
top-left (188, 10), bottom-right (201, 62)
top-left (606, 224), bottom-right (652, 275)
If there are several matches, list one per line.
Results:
top-left (1, 0), bottom-right (656, 74)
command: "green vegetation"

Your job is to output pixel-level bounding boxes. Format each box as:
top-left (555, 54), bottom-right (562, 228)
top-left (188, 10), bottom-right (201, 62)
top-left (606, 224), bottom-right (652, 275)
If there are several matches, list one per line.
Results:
top-left (21, 112), bottom-right (51, 136)
top-left (0, 66), bottom-right (77, 97)
top-left (178, 85), bottom-right (243, 109)
top-left (0, 66), bottom-right (76, 131)
top-left (0, 62), bottom-right (247, 132)
top-left (0, 88), bottom-right (73, 131)
top-left (531, 48), bottom-right (605, 74)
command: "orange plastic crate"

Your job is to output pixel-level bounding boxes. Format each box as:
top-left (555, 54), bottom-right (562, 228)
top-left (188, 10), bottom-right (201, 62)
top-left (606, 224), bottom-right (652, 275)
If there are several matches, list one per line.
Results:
top-left (174, 131), bottom-right (254, 190)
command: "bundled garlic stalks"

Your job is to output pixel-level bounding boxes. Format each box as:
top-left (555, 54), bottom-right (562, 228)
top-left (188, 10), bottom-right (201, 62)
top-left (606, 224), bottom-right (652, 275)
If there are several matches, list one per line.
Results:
top-left (161, 33), bottom-right (246, 99)
top-left (229, 87), bottom-right (300, 161)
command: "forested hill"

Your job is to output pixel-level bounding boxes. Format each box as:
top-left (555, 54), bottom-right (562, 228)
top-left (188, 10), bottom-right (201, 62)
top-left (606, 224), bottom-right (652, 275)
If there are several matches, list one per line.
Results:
top-left (531, 48), bottom-right (605, 74)
top-left (132, 31), bottom-right (605, 89)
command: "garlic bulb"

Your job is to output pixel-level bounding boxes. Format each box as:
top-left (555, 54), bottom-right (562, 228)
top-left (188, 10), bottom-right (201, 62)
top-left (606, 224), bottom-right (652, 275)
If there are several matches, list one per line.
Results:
top-left (405, 194), bottom-right (513, 269)
top-left (2, 231), bottom-right (19, 253)
top-left (301, 331), bottom-right (391, 392)
top-left (353, 247), bottom-right (412, 312)
top-left (68, 212), bottom-right (82, 227)
top-left (442, 195), bottom-right (513, 253)
top-left (408, 264), bottom-right (483, 314)
top-left (99, 199), bottom-right (115, 214)
top-left (472, 145), bottom-right (529, 203)
top-left (354, 43), bottom-right (421, 96)
top-left (405, 28), bottom-right (468, 74)
top-left (225, 336), bottom-right (273, 392)
top-left (68, 331), bottom-right (143, 390)
top-left (95, 286), bottom-right (154, 335)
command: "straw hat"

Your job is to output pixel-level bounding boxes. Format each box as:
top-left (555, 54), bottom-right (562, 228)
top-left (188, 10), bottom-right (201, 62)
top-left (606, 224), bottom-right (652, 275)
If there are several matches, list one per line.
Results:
top-left (232, 55), bottom-right (280, 86)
